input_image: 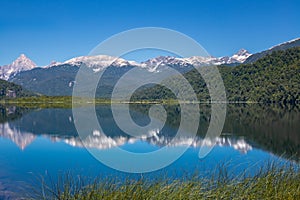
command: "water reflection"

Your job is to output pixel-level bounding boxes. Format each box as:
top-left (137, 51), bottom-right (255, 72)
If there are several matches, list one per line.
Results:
top-left (0, 106), bottom-right (253, 155)
top-left (0, 104), bottom-right (299, 159)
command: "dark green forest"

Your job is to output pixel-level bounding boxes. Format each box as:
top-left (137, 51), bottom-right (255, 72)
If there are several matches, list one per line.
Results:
top-left (0, 79), bottom-right (35, 99)
top-left (132, 47), bottom-right (300, 103)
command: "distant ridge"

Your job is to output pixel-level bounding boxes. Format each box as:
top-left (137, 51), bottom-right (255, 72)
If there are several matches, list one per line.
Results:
top-left (244, 38), bottom-right (300, 63)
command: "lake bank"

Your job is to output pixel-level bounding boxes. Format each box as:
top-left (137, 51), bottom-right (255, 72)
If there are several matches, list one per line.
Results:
top-left (1, 96), bottom-right (300, 109)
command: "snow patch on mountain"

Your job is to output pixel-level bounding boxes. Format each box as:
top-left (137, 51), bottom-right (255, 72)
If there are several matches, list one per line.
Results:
top-left (64, 55), bottom-right (140, 70)
top-left (45, 60), bottom-right (63, 68)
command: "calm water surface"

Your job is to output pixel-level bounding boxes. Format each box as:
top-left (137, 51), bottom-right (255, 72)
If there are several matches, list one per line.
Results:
top-left (0, 104), bottom-right (299, 198)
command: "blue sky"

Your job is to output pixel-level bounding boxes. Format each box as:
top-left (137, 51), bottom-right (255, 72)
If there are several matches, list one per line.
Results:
top-left (0, 0), bottom-right (299, 66)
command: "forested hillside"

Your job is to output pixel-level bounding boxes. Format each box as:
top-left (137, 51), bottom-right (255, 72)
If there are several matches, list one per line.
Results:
top-left (132, 47), bottom-right (300, 103)
top-left (0, 79), bottom-right (34, 99)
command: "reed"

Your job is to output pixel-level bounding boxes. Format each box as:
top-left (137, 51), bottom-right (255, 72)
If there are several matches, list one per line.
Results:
top-left (33, 163), bottom-right (300, 200)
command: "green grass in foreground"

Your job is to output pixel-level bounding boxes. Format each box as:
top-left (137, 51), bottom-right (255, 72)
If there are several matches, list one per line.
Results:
top-left (33, 164), bottom-right (300, 200)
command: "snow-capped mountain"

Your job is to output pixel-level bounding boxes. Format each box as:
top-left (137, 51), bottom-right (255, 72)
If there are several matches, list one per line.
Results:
top-left (140, 49), bottom-right (251, 71)
top-left (3, 50), bottom-right (252, 96)
top-left (216, 49), bottom-right (251, 65)
top-left (228, 49), bottom-right (251, 63)
top-left (0, 54), bottom-right (37, 80)
top-left (186, 56), bottom-right (224, 66)
top-left (141, 55), bottom-right (219, 71)
top-left (3, 37), bottom-right (300, 82)
top-left (63, 55), bottom-right (140, 72)
top-left (141, 56), bottom-right (191, 69)
top-left (0, 50), bottom-right (251, 81)
top-left (45, 49), bottom-right (251, 72)
top-left (63, 50), bottom-right (251, 70)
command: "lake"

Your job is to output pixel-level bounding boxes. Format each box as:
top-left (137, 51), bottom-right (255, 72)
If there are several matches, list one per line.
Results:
top-left (0, 103), bottom-right (299, 199)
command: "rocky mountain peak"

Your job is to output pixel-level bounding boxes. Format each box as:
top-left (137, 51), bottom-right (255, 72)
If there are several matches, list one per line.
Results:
top-left (11, 54), bottom-right (37, 69)
top-left (231, 49), bottom-right (252, 63)
top-left (0, 54), bottom-right (37, 80)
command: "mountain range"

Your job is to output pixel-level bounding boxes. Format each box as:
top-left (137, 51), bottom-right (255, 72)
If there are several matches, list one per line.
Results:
top-left (0, 37), bottom-right (299, 97)
top-left (1, 48), bottom-right (252, 97)
top-left (1, 48), bottom-right (252, 81)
